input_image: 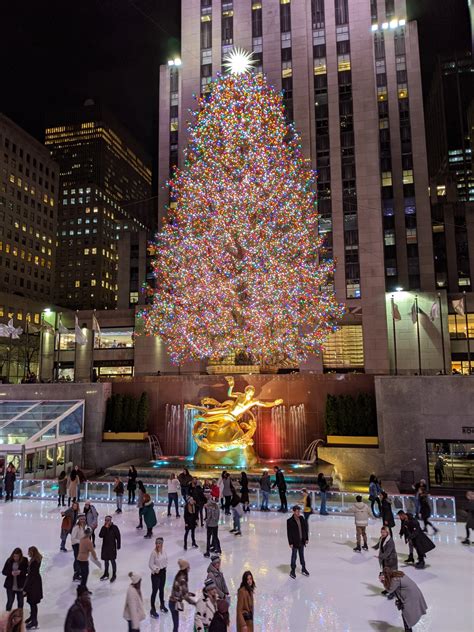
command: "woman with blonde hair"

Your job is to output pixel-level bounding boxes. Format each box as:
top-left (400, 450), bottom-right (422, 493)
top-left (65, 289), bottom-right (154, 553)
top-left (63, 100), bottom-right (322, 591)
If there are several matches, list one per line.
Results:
top-left (380, 567), bottom-right (427, 632)
top-left (0, 608), bottom-right (25, 632)
top-left (23, 547), bottom-right (43, 630)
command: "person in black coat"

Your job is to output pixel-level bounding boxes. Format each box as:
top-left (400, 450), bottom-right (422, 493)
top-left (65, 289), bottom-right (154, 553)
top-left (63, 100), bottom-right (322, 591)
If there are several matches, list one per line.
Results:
top-left (2, 547), bottom-right (28, 611)
top-left (193, 480), bottom-right (207, 527)
top-left (98, 516), bottom-right (121, 582)
top-left (4, 465), bottom-right (16, 501)
top-left (127, 465), bottom-right (138, 504)
top-left (272, 466), bottom-right (287, 512)
top-left (184, 497), bottom-right (199, 550)
top-left (287, 505), bottom-right (310, 579)
top-left (380, 492), bottom-right (395, 536)
top-left (419, 489), bottom-right (439, 535)
top-left (64, 585), bottom-right (95, 632)
top-left (397, 510), bottom-right (435, 569)
top-left (239, 472), bottom-right (250, 512)
top-left (23, 546), bottom-right (43, 629)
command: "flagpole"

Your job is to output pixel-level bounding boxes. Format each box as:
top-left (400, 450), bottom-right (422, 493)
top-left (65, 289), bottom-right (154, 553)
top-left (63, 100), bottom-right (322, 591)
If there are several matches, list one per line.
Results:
top-left (90, 310), bottom-right (96, 382)
top-left (415, 295), bottom-right (422, 375)
top-left (6, 333), bottom-right (12, 383)
top-left (74, 310), bottom-right (78, 383)
top-left (24, 318), bottom-right (29, 380)
top-left (38, 312), bottom-right (44, 382)
top-left (438, 293), bottom-right (447, 375)
top-left (54, 312), bottom-right (60, 382)
top-left (391, 295), bottom-right (398, 375)
top-left (464, 292), bottom-right (471, 374)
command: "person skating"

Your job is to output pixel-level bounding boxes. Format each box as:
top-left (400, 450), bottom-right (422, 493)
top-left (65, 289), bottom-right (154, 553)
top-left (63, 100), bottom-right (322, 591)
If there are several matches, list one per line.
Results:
top-left (123, 572), bottom-right (146, 632)
top-left (169, 559), bottom-right (196, 632)
top-left (461, 490), bottom-right (474, 544)
top-left (210, 479), bottom-right (220, 503)
top-left (239, 472), bottom-right (250, 512)
top-left (206, 555), bottom-right (230, 602)
top-left (194, 479), bottom-right (207, 527)
top-left (412, 478), bottom-right (427, 518)
top-left (222, 472), bottom-right (232, 516)
top-left (399, 511), bottom-right (416, 563)
top-left (380, 492), bottom-right (395, 537)
top-left (127, 465), bottom-right (138, 504)
top-left (60, 501), bottom-right (80, 552)
top-left (301, 488), bottom-right (312, 523)
top-left (374, 526), bottom-right (398, 597)
top-left (84, 500), bottom-right (99, 547)
top-left (64, 585), bottom-right (96, 632)
top-left (67, 470), bottom-right (79, 507)
top-left (419, 488), bottom-right (439, 534)
top-left (140, 493), bottom-right (157, 539)
top-left (149, 537), bottom-right (168, 618)
top-left (209, 599), bottom-right (230, 632)
top-left (259, 470), bottom-right (271, 511)
top-left (136, 480), bottom-right (146, 529)
top-left (178, 468), bottom-right (193, 504)
top-left (57, 470), bottom-right (67, 507)
top-left (71, 513), bottom-right (87, 581)
top-left (77, 527), bottom-right (100, 592)
top-left (369, 474), bottom-right (382, 518)
top-left (167, 473), bottom-right (180, 517)
top-left (194, 578), bottom-right (218, 632)
top-left (0, 608), bottom-right (24, 632)
top-left (380, 567), bottom-right (427, 632)
top-left (204, 496), bottom-right (221, 558)
top-left (99, 515), bottom-right (121, 583)
top-left (184, 496), bottom-right (199, 550)
top-left (73, 465), bottom-right (87, 503)
top-left (236, 571), bottom-right (255, 632)
top-left (317, 473), bottom-right (329, 515)
top-left (113, 477), bottom-right (124, 514)
top-left (350, 495), bottom-right (370, 551)
top-left (397, 510), bottom-right (435, 569)
top-left (230, 489), bottom-right (243, 536)
top-left (272, 466), bottom-right (287, 512)
top-left (2, 548), bottom-right (28, 611)
top-left (4, 465), bottom-right (16, 502)
top-left (287, 505), bottom-right (309, 579)
top-left (23, 546), bottom-right (43, 630)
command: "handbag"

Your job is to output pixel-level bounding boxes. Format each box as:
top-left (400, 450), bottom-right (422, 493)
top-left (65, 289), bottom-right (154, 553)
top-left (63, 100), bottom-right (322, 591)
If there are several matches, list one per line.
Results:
top-left (243, 612), bottom-right (253, 622)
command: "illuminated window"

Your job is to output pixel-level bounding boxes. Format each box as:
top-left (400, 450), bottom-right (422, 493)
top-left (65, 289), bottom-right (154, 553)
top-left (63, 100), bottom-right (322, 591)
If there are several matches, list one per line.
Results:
top-left (406, 228), bottom-right (417, 244)
top-left (75, 280), bottom-right (80, 288)
top-left (34, 313), bottom-right (40, 324)
top-left (84, 248), bottom-right (90, 255)
top-left (91, 279), bottom-right (96, 286)
top-left (384, 229), bottom-right (395, 246)
top-left (314, 59), bottom-right (327, 75)
top-left (398, 84), bottom-right (408, 98)
top-left (323, 325), bottom-right (364, 368)
top-left (402, 169), bottom-right (413, 184)
top-left (91, 247), bottom-right (97, 254)
top-left (381, 171), bottom-right (392, 187)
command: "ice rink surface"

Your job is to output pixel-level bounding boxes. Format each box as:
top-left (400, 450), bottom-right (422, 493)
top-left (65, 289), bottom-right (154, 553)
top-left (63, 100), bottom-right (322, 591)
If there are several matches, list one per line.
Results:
top-left (0, 499), bottom-right (472, 631)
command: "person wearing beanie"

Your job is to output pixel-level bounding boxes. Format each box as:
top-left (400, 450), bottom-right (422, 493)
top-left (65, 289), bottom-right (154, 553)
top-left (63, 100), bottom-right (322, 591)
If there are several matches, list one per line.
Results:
top-left (77, 527), bottom-right (100, 592)
top-left (184, 496), bottom-right (199, 550)
top-left (140, 493), bottom-right (158, 539)
top-left (169, 559), bottom-right (196, 632)
top-left (149, 537), bottom-right (168, 618)
top-left (64, 585), bottom-right (95, 632)
top-left (99, 515), bottom-right (121, 583)
top-left (350, 495), bottom-right (370, 552)
top-left (287, 505), bottom-right (310, 579)
top-left (209, 599), bottom-right (230, 632)
top-left (204, 496), bottom-right (221, 558)
top-left (70, 513), bottom-right (87, 582)
top-left (206, 555), bottom-right (229, 602)
top-left (194, 578), bottom-right (218, 632)
top-left (123, 572), bottom-right (146, 632)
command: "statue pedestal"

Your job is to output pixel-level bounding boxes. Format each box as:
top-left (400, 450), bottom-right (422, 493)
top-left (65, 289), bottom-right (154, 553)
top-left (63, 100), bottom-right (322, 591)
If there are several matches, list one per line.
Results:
top-left (194, 445), bottom-right (258, 468)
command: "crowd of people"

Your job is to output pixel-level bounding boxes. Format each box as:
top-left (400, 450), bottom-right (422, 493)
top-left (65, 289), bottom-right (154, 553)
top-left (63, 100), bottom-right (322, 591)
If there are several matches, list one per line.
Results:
top-left (1, 463), bottom-right (472, 632)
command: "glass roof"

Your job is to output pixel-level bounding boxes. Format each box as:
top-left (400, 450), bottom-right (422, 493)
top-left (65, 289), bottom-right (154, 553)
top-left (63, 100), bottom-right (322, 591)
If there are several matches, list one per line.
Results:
top-left (0, 400), bottom-right (84, 452)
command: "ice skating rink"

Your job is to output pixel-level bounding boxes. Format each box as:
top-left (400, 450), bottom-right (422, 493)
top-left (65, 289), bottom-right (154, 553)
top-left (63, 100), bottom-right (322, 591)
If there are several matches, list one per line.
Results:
top-left (0, 499), bottom-right (472, 631)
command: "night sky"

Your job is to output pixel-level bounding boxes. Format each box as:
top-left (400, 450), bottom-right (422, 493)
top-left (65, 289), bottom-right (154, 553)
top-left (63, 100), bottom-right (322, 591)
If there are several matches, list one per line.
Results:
top-left (0, 0), bottom-right (470, 185)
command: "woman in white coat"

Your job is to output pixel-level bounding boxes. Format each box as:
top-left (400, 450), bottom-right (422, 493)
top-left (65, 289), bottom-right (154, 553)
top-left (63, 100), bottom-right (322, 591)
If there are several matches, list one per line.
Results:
top-left (124, 572), bottom-right (146, 632)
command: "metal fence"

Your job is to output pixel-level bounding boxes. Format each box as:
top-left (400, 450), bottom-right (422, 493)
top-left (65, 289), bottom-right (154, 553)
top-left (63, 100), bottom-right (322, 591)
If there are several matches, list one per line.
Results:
top-left (10, 479), bottom-right (457, 521)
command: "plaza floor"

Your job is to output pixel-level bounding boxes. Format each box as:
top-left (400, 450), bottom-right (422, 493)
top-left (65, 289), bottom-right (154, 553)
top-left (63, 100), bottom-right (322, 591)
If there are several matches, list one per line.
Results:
top-left (0, 499), bottom-right (472, 632)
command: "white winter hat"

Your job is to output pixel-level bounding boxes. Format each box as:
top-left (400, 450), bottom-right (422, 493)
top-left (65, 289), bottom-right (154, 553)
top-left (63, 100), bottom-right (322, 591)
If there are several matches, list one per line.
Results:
top-left (129, 572), bottom-right (141, 584)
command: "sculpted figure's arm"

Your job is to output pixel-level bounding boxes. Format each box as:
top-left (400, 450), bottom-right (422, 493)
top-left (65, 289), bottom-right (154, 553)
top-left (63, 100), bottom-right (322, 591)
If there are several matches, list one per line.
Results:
top-left (255, 399), bottom-right (284, 408)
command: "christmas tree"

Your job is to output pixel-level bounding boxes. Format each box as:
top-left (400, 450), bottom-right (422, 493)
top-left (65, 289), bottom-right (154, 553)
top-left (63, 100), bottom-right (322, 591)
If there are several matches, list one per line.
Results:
top-left (144, 62), bottom-right (343, 365)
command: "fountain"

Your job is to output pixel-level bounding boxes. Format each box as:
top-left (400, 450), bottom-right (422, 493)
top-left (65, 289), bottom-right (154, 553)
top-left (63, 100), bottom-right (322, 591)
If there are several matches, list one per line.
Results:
top-left (164, 404), bottom-right (198, 456)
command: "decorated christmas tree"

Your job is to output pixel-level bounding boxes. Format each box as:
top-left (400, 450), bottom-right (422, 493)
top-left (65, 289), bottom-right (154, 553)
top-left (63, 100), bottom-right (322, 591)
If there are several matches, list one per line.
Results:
top-left (144, 55), bottom-right (343, 366)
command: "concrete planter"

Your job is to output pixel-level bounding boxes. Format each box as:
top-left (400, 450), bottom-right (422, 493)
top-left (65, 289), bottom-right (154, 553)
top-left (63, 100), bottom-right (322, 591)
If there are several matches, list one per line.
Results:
top-left (206, 365), bottom-right (260, 375)
top-left (327, 435), bottom-right (379, 446)
top-left (103, 432), bottom-right (149, 442)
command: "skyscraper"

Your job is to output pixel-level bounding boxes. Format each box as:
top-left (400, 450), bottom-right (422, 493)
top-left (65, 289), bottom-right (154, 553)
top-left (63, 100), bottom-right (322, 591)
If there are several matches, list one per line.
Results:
top-left (45, 100), bottom-right (153, 310)
top-left (158, 0), bottom-right (434, 373)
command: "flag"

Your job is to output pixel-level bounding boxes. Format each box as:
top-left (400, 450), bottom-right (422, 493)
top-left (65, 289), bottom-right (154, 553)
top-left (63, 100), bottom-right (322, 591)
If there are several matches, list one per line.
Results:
top-left (41, 321), bottom-right (55, 335)
top-left (75, 315), bottom-right (87, 345)
top-left (392, 301), bottom-right (401, 321)
top-left (26, 320), bottom-right (41, 334)
top-left (0, 319), bottom-right (23, 339)
top-left (58, 314), bottom-right (69, 335)
top-left (92, 312), bottom-right (101, 340)
top-left (430, 301), bottom-right (439, 322)
top-left (452, 298), bottom-right (465, 317)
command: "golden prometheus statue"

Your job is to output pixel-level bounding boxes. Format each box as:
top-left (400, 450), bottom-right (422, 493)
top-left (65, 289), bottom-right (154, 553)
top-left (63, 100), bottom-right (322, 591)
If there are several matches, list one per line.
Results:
top-left (185, 376), bottom-right (283, 467)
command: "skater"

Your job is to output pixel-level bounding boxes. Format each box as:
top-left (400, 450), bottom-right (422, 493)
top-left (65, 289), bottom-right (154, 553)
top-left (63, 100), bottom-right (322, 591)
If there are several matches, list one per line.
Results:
top-left (419, 488), bottom-right (439, 534)
top-left (140, 493), bottom-right (157, 539)
top-left (350, 495), bottom-right (369, 552)
top-left (239, 471), bottom-right (250, 512)
top-left (380, 492), bottom-right (395, 537)
top-left (2, 548), bottom-right (28, 611)
top-left (210, 479), bottom-right (220, 503)
top-left (301, 488), bottom-right (312, 523)
top-left (204, 495), bottom-right (221, 558)
top-left (71, 513), bottom-right (87, 581)
top-left (178, 468), bottom-right (193, 503)
top-left (399, 511), bottom-right (416, 563)
top-left (194, 479), bottom-right (207, 527)
top-left (287, 505), bottom-right (310, 579)
top-left (209, 599), bottom-right (230, 632)
top-left (375, 526), bottom-right (398, 571)
top-left (84, 501), bottom-right (99, 547)
top-left (127, 465), bottom-right (138, 504)
top-left (397, 510), bottom-right (435, 569)
top-left (77, 527), bottom-right (100, 590)
top-left (169, 559), bottom-right (196, 632)
top-left (64, 585), bottom-right (95, 632)
top-left (259, 470), bottom-right (271, 511)
top-left (369, 474), bottom-right (381, 518)
top-left (123, 572), bottom-right (146, 632)
top-left (317, 473), bottom-right (329, 515)
top-left (412, 478), bottom-right (427, 518)
top-left (73, 465), bottom-right (87, 502)
top-left (461, 490), bottom-right (474, 544)
top-left (380, 567), bottom-right (427, 632)
top-left (99, 515), bottom-right (121, 583)
top-left (60, 501), bottom-right (80, 552)
top-left (230, 489), bottom-right (243, 536)
top-left (167, 473), bottom-right (180, 517)
top-left (114, 477), bottom-right (124, 514)
top-left (184, 496), bottom-right (199, 550)
top-left (222, 472), bottom-right (232, 516)
top-left (272, 466), bottom-right (287, 512)
top-left (194, 578), bottom-right (218, 632)
top-left (149, 537), bottom-right (168, 618)
top-left (434, 455), bottom-right (445, 485)
top-left (4, 464), bottom-right (16, 502)
top-left (57, 470), bottom-right (67, 507)
top-left (136, 480), bottom-right (146, 529)
top-left (23, 546), bottom-right (43, 630)
top-left (236, 571), bottom-right (255, 632)
top-left (206, 555), bottom-right (230, 602)
top-left (67, 469), bottom-right (79, 506)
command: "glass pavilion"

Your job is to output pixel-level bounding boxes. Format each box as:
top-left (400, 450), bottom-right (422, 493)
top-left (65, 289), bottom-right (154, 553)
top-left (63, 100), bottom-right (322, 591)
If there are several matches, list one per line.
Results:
top-left (0, 400), bottom-right (84, 477)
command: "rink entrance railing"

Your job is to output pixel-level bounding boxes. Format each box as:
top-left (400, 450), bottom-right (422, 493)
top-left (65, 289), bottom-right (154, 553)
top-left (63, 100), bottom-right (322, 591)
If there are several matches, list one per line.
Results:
top-left (9, 479), bottom-right (457, 521)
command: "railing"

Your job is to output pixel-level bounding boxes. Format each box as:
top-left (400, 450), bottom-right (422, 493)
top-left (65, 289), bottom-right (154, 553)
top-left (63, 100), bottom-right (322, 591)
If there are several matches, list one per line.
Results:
top-left (10, 479), bottom-right (457, 521)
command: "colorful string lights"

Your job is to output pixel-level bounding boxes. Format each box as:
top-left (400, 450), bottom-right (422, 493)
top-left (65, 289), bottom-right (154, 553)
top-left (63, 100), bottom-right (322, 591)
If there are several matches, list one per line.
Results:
top-left (142, 72), bottom-right (344, 365)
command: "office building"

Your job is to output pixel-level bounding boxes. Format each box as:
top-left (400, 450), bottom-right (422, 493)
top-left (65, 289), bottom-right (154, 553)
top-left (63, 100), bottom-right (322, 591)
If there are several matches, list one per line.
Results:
top-left (158, 0), bottom-right (435, 373)
top-left (45, 100), bottom-right (153, 310)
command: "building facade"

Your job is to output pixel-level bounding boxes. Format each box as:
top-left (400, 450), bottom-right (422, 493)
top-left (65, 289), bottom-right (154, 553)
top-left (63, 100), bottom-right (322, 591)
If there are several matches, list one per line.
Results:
top-left (157, 0), bottom-right (435, 374)
top-left (0, 114), bottom-right (59, 301)
top-left (45, 101), bottom-right (153, 310)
